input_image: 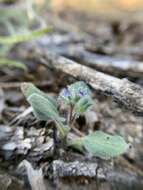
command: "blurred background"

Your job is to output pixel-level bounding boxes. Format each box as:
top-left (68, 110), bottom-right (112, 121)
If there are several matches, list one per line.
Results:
top-left (51, 0), bottom-right (143, 12)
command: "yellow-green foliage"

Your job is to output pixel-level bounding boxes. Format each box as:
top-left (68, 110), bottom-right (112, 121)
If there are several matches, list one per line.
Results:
top-left (0, 27), bottom-right (51, 44)
top-left (0, 58), bottom-right (27, 71)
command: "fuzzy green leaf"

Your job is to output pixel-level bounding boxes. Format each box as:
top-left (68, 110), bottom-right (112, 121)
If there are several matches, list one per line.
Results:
top-left (27, 93), bottom-right (60, 121)
top-left (21, 82), bottom-right (58, 114)
top-left (82, 131), bottom-right (129, 159)
top-left (21, 83), bottom-right (67, 138)
top-left (28, 93), bottom-right (66, 138)
top-left (21, 82), bottom-right (61, 121)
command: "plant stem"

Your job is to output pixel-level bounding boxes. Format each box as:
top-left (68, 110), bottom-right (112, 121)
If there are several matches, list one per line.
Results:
top-left (67, 104), bottom-right (84, 137)
top-left (70, 125), bottom-right (84, 137)
top-left (55, 120), bottom-right (66, 139)
top-left (67, 104), bottom-right (74, 125)
top-left (95, 165), bottom-right (100, 190)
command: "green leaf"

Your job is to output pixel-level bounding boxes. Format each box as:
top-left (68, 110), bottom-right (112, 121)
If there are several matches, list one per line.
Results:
top-left (0, 27), bottom-right (51, 45)
top-left (21, 83), bottom-right (67, 138)
top-left (74, 96), bottom-right (93, 115)
top-left (29, 93), bottom-right (66, 138)
top-left (81, 131), bottom-right (129, 159)
top-left (21, 82), bottom-right (60, 120)
top-left (27, 93), bottom-right (59, 121)
top-left (21, 82), bottom-right (58, 114)
top-left (0, 58), bottom-right (27, 71)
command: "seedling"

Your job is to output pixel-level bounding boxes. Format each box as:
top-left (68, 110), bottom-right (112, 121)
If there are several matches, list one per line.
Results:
top-left (21, 81), bottom-right (129, 186)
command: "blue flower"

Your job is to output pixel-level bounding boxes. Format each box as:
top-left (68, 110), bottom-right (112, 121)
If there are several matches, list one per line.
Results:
top-left (78, 89), bottom-right (88, 97)
top-left (62, 88), bottom-right (70, 97)
top-left (58, 88), bottom-right (71, 104)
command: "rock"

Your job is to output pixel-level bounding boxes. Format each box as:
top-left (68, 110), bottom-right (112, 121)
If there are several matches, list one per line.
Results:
top-left (2, 142), bottom-right (17, 151)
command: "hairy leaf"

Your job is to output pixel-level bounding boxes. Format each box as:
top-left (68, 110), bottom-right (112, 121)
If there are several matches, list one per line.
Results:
top-left (21, 82), bottom-right (60, 121)
top-left (21, 83), bottom-right (62, 121)
top-left (21, 83), bottom-right (67, 138)
top-left (82, 131), bottom-right (129, 159)
top-left (21, 82), bottom-right (58, 113)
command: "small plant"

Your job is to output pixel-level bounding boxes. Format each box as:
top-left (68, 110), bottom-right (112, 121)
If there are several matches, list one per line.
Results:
top-left (21, 81), bottom-right (129, 159)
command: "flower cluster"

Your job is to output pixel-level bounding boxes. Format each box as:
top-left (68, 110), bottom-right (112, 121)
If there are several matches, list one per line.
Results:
top-left (58, 81), bottom-right (91, 105)
top-left (58, 81), bottom-right (92, 116)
